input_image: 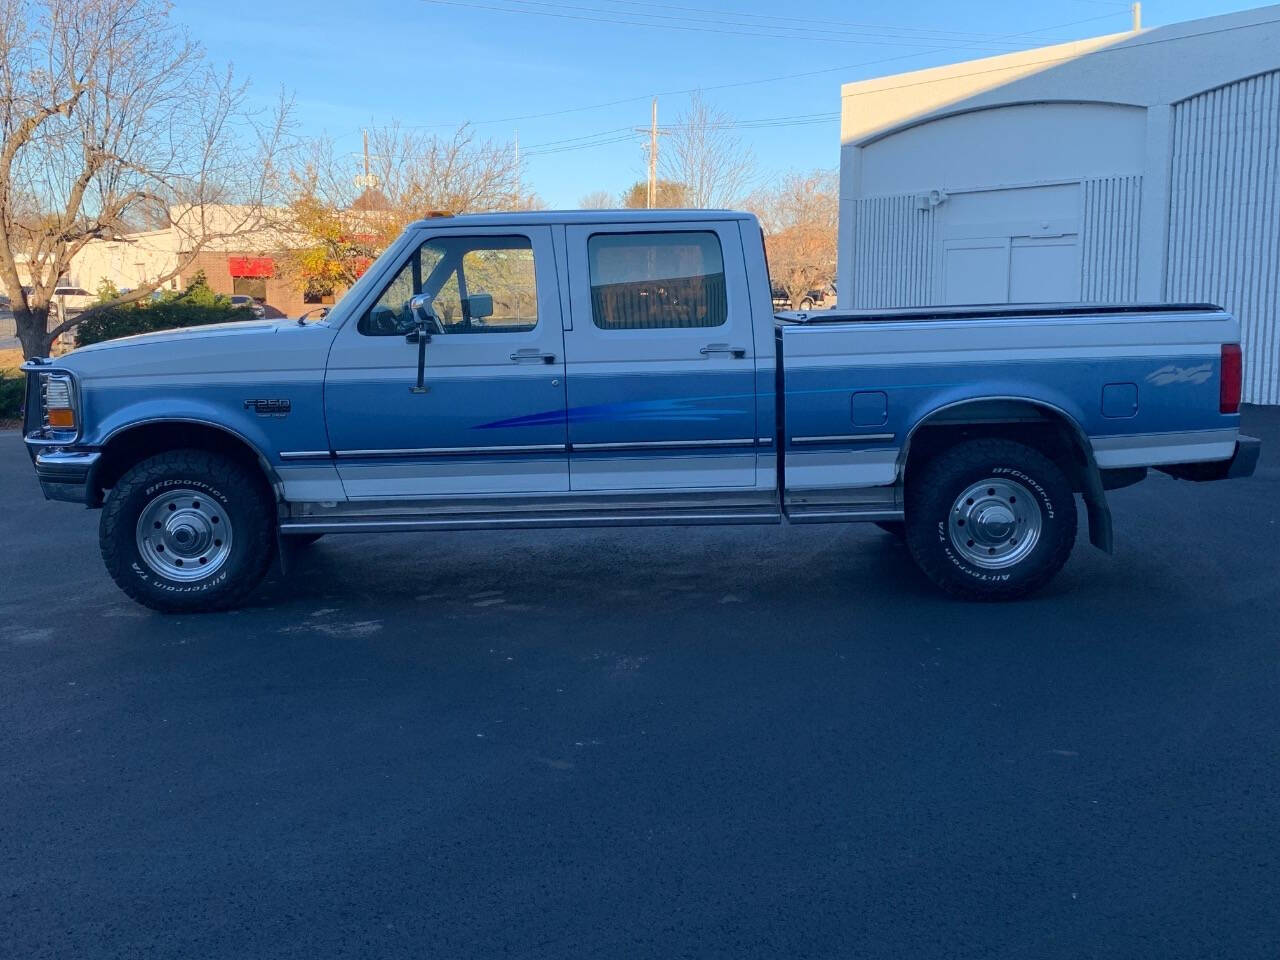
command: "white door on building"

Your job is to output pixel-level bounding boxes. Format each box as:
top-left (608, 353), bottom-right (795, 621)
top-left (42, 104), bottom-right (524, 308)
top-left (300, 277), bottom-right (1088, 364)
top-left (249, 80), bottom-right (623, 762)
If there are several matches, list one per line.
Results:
top-left (942, 238), bottom-right (1011, 303)
top-left (1009, 235), bottom-right (1081, 302)
top-left (937, 183), bottom-right (1082, 304)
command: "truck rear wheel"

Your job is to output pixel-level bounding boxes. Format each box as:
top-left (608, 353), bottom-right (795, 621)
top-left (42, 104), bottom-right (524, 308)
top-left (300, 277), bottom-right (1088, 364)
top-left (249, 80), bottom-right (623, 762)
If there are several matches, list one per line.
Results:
top-left (100, 449), bottom-right (274, 613)
top-left (904, 439), bottom-right (1077, 601)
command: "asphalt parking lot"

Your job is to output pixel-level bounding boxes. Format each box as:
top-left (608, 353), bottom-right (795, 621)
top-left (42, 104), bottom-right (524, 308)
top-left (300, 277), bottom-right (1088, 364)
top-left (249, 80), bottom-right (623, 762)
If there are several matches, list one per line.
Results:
top-left (2, 409), bottom-right (1278, 960)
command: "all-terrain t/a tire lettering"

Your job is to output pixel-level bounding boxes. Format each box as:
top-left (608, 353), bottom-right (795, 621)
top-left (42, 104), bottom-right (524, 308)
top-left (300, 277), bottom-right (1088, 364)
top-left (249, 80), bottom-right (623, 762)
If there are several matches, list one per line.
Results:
top-left (99, 450), bottom-right (275, 613)
top-left (904, 439), bottom-right (1078, 601)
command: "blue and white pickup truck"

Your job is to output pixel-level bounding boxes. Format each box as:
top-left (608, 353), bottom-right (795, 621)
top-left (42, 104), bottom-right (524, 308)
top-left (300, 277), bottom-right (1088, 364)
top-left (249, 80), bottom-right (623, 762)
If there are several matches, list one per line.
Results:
top-left (21, 210), bottom-right (1260, 611)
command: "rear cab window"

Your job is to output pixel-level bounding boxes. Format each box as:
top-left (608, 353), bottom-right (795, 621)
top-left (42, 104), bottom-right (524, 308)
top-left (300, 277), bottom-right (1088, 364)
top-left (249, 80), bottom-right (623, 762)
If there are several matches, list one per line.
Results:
top-left (587, 231), bottom-right (727, 331)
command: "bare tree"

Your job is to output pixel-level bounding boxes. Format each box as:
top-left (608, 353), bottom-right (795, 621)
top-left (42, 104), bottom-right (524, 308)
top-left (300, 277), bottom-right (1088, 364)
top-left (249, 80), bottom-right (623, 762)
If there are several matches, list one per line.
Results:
top-left (283, 124), bottom-right (532, 295)
top-left (0, 0), bottom-right (291, 358)
top-left (579, 190), bottom-right (617, 209)
top-left (748, 170), bottom-right (839, 309)
top-left (360, 124), bottom-right (527, 216)
top-left (661, 92), bottom-right (755, 209)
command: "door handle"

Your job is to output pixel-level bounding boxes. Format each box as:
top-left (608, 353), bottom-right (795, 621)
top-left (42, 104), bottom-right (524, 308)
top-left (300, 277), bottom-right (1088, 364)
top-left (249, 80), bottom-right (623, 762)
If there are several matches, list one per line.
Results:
top-left (510, 349), bottom-right (557, 364)
top-left (700, 343), bottom-right (747, 359)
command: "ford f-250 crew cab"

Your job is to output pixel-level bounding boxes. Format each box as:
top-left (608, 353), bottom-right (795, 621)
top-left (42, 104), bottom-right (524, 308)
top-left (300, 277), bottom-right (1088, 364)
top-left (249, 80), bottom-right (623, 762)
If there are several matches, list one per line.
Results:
top-left (21, 210), bottom-right (1260, 612)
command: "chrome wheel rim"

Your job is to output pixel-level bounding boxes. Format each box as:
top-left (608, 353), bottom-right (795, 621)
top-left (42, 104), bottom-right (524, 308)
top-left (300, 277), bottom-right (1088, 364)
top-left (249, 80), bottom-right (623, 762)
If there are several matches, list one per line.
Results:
top-left (135, 489), bottom-right (233, 582)
top-left (948, 477), bottom-right (1042, 570)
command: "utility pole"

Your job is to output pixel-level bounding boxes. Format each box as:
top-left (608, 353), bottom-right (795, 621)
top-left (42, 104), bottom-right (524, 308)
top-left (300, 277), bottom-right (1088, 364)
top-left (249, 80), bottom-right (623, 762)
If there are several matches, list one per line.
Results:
top-left (514, 128), bottom-right (521, 208)
top-left (633, 98), bottom-right (669, 208)
top-left (1131, 2), bottom-right (1141, 31)
top-left (362, 128), bottom-right (370, 183)
top-left (648, 98), bottom-right (658, 209)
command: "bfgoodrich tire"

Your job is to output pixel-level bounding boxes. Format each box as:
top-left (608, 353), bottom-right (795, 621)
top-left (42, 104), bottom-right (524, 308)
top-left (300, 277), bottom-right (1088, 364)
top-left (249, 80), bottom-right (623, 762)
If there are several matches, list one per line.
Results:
top-left (904, 439), bottom-right (1077, 601)
top-left (100, 450), bottom-right (274, 612)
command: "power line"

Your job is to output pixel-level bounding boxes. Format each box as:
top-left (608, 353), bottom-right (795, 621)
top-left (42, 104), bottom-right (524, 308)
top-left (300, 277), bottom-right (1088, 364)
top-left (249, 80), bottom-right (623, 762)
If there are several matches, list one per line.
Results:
top-left (421, 0), bottom-right (1108, 48)
top-left (497, 0), bottom-right (1072, 46)
top-left (569, 0), bottom-right (1084, 44)
top-left (377, 6), bottom-right (1127, 135)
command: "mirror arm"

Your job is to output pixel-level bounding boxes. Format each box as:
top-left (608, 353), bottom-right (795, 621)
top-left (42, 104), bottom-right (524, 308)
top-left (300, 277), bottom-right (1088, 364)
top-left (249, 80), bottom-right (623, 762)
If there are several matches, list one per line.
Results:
top-left (410, 317), bottom-right (431, 394)
top-left (407, 294), bottom-right (438, 394)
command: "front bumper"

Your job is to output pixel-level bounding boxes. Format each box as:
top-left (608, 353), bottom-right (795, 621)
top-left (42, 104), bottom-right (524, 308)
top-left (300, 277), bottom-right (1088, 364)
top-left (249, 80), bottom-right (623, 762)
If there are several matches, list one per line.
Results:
top-left (31, 448), bottom-right (101, 504)
top-left (1156, 435), bottom-right (1261, 482)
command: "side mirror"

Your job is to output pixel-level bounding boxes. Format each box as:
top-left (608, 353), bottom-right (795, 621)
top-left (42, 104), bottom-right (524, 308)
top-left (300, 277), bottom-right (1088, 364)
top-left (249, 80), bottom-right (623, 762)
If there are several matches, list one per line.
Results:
top-left (406, 295), bottom-right (439, 395)
top-left (463, 293), bottom-right (493, 320)
top-left (408, 294), bottom-right (443, 335)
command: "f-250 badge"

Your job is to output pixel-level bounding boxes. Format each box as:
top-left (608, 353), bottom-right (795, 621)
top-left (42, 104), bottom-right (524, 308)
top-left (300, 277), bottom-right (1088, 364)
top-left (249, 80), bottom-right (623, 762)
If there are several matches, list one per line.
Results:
top-left (243, 398), bottom-right (291, 416)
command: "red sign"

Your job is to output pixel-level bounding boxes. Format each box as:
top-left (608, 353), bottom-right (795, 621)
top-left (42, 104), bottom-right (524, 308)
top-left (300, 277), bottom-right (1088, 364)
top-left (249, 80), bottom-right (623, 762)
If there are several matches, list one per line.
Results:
top-left (228, 256), bottom-right (274, 278)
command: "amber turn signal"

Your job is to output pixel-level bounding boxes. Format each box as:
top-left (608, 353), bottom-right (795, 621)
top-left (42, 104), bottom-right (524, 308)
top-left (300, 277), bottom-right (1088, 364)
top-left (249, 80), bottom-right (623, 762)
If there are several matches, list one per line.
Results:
top-left (46, 408), bottom-right (75, 428)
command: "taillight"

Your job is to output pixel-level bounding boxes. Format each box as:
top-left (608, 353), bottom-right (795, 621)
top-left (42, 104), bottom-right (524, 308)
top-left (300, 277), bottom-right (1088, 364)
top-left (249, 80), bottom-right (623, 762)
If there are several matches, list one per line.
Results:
top-left (1220, 343), bottom-right (1242, 414)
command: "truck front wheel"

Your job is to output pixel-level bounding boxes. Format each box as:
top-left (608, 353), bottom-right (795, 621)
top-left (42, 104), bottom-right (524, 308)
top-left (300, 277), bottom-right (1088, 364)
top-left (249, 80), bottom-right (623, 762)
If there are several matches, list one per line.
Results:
top-left (904, 439), bottom-right (1077, 601)
top-left (99, 450), bottom-right (275, 613)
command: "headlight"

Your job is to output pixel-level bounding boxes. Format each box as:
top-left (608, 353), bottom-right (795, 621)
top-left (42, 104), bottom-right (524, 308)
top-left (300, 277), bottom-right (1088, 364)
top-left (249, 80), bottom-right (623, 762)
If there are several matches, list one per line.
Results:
top-left (41, 374), bottom-right (76, 430)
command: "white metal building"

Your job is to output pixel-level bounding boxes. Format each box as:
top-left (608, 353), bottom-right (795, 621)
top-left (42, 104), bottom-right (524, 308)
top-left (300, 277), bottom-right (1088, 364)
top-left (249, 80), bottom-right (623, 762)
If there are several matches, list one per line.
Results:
top-left (837, 5), bottom-right (1280, 404)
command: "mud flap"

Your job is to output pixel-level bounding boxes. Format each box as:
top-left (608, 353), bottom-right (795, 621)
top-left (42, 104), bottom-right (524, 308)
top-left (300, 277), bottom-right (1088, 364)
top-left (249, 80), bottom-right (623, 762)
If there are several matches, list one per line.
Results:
top-left (276, 528), bottom-right (296, 575)
top-left (1080, 462), bottom-right (1114, 554)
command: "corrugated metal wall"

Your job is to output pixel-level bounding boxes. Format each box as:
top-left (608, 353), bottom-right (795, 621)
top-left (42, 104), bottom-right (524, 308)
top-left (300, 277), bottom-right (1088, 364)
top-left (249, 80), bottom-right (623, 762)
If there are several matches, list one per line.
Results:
top-left (1082, 176), bottom-right (1142, 302)
top-left (1167, 70), bottom-right (1280, 405)
top-left (846, 195), bottom-right (936, 308)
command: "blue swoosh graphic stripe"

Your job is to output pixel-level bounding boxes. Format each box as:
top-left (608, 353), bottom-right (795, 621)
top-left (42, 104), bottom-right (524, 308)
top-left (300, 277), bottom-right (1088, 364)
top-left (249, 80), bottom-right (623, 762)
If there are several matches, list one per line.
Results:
top-left (476, 393), bottom-right (755, 430)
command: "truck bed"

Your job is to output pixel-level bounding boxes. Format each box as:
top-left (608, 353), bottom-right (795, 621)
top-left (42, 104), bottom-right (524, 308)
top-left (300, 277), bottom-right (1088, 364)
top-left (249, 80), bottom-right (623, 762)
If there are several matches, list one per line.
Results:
top-left (776, 302), bottom-right (1223, 324)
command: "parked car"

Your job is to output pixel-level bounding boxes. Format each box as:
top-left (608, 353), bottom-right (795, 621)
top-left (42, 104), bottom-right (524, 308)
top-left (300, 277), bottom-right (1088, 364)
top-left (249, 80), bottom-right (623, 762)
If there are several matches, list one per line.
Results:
top-left (796, 284), bottom-right (836, 311)
top-left (19, 210), bottom-right (1260, 612)
top-left (229, 295), bottom-right (267, 319)
top-left (771, 285), bottom-right (834, 311)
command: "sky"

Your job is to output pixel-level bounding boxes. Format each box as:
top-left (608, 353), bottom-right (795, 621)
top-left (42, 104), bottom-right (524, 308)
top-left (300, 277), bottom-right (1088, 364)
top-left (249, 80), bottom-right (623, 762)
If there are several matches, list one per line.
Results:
top-left (170, 0), bottom-right (1266, 207)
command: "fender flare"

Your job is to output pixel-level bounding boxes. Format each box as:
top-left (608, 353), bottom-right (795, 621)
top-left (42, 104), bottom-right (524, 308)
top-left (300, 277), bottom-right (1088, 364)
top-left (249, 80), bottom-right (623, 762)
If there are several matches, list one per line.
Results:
top-left (899, 395), bottom-right (1112, 554)
top-left (92, 417), bottom-right (284, 500)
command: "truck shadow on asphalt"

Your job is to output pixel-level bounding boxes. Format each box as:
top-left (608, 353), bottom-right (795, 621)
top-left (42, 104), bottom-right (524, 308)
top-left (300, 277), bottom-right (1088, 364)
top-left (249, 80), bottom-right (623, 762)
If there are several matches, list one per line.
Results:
top-left (241, 521), bottom-right (1095, 626)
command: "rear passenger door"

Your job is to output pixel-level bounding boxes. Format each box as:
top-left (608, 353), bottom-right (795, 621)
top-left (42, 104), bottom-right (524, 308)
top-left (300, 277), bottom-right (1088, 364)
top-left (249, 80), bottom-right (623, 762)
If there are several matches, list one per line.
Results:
top-left (562, 222), bottom-right (758, 490)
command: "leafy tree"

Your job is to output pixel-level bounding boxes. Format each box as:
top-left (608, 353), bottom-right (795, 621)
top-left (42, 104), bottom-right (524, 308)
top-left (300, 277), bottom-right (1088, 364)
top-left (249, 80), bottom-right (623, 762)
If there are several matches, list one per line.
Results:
top-left (283, 124), bottom-right (535, 294)
top-left (747, 170), bottom-right (839, 310)
top-left (621, 180), bottom-right (689, 209)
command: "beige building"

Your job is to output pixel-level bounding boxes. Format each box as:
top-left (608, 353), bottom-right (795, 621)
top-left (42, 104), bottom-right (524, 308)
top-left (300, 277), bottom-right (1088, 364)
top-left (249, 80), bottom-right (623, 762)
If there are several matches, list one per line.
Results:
top-left (63, 204), bottom-right (328, 319)
top-left (68, 229), bottom-right (181, 296)
top-left (838, 4), bottom-right (1280, 404)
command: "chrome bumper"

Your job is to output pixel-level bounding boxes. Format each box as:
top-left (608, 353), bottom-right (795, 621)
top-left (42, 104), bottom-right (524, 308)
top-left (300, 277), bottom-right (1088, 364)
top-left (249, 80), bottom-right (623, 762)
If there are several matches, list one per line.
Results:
top-left (31, 448), bottom-right (101, 504)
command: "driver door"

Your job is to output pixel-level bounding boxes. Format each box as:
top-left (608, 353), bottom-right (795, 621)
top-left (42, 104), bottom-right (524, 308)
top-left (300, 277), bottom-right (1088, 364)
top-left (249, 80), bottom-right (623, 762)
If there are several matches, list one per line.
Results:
top-left (323, 226), bottom-right (568, 499)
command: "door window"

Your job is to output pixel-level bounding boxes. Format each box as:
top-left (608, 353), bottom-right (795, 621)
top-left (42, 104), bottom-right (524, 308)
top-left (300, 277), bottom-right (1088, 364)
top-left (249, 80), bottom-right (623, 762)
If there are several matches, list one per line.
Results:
top-left (359, 235), bottom-right (538, 336)
top-left (587, 231), bottom-right (727, 330)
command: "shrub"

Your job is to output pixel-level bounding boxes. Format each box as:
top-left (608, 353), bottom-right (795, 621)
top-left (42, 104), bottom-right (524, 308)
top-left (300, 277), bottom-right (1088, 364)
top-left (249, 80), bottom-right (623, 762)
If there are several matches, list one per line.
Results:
top-left (75, 271), bottom-right (248, 347)
top-left (0, 369), bottom-right (24, 420)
